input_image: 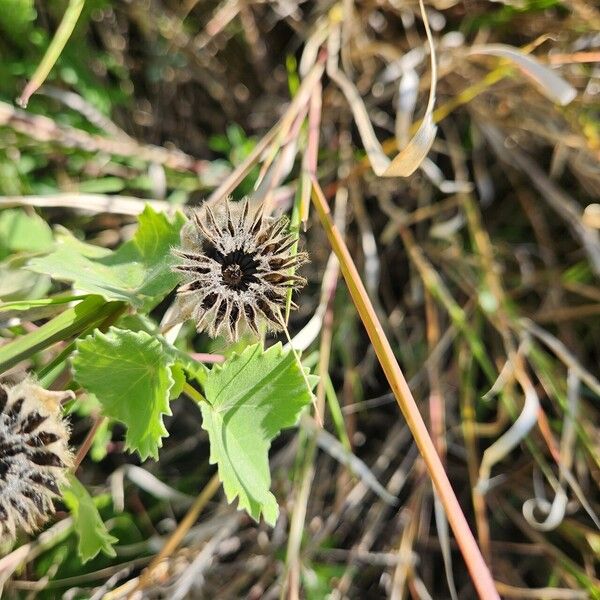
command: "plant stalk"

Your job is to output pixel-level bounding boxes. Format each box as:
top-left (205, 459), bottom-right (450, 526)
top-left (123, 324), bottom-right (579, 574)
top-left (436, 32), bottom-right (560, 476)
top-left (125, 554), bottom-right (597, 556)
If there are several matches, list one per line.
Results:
top-left (310, 177), bottom-right (499, 600)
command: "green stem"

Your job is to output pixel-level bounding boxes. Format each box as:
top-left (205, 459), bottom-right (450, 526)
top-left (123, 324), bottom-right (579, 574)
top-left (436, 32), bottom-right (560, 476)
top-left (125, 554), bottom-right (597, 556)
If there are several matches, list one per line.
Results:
top-left (183, 381), bottom-right (207, 404)
top-left (0, 296), bottom-right (124, 374)
top-left (0, 294), bottom-right (89, 313)
top-left (17, 0), bottom-right (86, 108)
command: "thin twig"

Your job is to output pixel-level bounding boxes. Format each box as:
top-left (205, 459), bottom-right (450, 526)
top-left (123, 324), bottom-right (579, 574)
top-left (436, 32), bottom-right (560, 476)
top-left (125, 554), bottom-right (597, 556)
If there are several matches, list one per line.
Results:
top-left (73, 415), bottom-right (107, 471)
top-left (103, 383), bottom-right (219, 599)
top-left (131, 471), bottom-right (221, 595)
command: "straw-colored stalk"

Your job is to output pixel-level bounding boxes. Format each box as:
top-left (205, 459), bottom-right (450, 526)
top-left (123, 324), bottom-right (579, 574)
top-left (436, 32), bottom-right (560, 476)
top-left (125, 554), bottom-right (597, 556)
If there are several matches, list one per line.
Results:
top-left (310, 177), bottom-right (499, 600)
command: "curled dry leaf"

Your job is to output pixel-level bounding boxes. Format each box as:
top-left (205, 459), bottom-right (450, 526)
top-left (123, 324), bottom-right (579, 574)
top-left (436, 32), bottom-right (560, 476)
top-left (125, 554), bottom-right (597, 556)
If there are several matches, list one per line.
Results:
top-left (469, 43), bottom-right (577, 106)
top-left (477, 367), bottom-right (539, 494)
top-left (327, 0), bottom-right (438, 178)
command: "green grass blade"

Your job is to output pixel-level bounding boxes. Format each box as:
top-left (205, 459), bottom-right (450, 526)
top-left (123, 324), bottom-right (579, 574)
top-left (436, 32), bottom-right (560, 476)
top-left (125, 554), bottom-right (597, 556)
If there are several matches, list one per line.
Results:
top-left (0, 295), bottom-right (121, 373)
top-left (17, 0), bottom-right (85, 108)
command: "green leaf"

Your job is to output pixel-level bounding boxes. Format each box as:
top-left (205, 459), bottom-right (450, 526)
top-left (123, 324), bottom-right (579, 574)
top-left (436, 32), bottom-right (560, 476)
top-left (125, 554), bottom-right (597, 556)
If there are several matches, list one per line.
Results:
top-left (169, 363), bottom-right (187, 400)
top-left (62, 474), bottom-right (118, 563)
top-left (0, 259), bottom-right (51, 301)
top-left (30, 237), bottom-right (140, 304)
top-left (28, 205), bottom-right (185, 310)
top-left (133, 206), bottom-right (187, 301)
top-left (200, 343), bottom-right (316, 525)
top-left (72, 327), bottom-right (175, 460)
top-left (0, 0), bottom-right (37, 39)
top-left (0, 208), bottom-right (53, 260)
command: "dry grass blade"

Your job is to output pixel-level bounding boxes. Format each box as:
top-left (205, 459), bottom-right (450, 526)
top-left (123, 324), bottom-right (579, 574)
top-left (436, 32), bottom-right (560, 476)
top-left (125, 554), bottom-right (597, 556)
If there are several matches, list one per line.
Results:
top-left (390, 487), bottom-right (422, 599)
top-left (302, 414), bottom-right (397, 505)
top-left (310, 177), bottom-right (499, 600)
top-left (493, 581), bottom-right (589, 599)
top-left (205, 60), bottom-right (325, 208)
top-left (283, 254), bottom-right (335, 599)
top-left (300, 81), bottom-right (322, 227)
top-left (0, 518), bottom-right (73, 594)
top-left (118, 465), bottom-right (194, 506)
top-left (0, 101), bottom-right (212, 173)
top-left (194, 0), bottom-right (241, 51)
top-left (38, 86), bottom-right (131, 140)
top-left (327, 0), bottom-right (437, 178)
top-left (523, 371), bottom-right (600, 532)
top-left (478, 123), bottom-right (600, 276)
top-left (426, 295), bottom-right (458, 600)
top-left (122, 472), bottom-right (220, 597)
top-left (102, 387), bottom-right (222, 600)
top-left (521, 319), bottom-right (600, 398)
top-left (0, 194), bottom-right (172, 216)
top-left (205, 122), bottom-right (279, 206)
top-left (468, 44), bottom-right (577, 106)
top-left (477, 364), bottom-right (540, 493)
top-left (286, 252), bottom-right (339, 352)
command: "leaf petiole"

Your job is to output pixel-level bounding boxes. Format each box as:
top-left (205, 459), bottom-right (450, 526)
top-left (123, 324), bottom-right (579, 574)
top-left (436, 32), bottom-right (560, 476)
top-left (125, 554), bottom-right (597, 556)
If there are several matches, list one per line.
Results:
top-left (183, 381), bottom-right (207, 404)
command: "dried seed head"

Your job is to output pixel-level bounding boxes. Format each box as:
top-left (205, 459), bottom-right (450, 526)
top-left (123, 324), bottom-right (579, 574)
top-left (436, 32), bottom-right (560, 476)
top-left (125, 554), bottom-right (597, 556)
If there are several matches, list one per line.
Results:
top-left (173, 198), bottom-right (308, 341)
top-left (0, 379), bottom-right (73, 543)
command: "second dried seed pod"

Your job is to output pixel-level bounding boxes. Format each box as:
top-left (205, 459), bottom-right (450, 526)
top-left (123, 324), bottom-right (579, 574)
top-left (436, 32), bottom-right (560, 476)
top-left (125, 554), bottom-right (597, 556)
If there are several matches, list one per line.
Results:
top-left (0, 379), bottom-right (73, 543)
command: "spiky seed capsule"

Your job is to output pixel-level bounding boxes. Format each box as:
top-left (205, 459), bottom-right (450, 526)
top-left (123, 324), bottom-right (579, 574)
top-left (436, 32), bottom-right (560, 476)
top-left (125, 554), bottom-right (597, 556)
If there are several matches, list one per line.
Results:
top-left (173, 198), bottom-right (308, 341)
top-left (0, 379), bottom-right (73, 543)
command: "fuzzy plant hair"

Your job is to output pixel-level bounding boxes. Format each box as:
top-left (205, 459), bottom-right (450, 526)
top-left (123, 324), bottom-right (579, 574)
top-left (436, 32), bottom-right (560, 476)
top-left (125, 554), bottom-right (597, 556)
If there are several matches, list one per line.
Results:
top-left (172, 197), bottom-right (308, 341)
top-left (0, 379), bottom-right (73, 543)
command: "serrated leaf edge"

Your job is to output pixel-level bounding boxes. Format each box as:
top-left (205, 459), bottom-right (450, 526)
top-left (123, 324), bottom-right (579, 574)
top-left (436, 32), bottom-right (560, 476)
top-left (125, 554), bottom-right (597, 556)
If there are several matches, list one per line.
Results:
top-left (200, 341), bottom-right (314, 525)
top-left (72, 326), bottom-right (175, 461)
top-left (199, 404), bottom-right (279, 525)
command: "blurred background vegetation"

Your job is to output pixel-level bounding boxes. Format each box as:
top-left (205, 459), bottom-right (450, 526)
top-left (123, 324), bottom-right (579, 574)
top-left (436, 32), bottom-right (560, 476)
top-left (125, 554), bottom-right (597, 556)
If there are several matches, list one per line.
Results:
top-left (0, 0), bottom-right (599, 598)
